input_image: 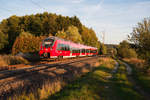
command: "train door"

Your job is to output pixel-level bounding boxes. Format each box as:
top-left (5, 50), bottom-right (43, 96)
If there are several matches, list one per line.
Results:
top-left (70, 46), bottom-right (73, 57)
top-left (65, 45), bottom-right (70, 56)
top-left (57, 44), bottom-right (63, 56)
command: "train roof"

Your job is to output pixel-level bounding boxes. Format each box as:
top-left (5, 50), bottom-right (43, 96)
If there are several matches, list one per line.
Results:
top-left (45, 36), bottom-right (97, 50)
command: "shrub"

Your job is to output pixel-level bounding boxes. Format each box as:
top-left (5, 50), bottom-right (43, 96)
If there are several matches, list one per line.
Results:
top-left (118, 48), bottom-right (137, 58)
top-left (123, 58), bottom-right (145, 69)
top-left (100, 43), bottom-right (107, 55)
top-left (12, 32), bottom-right (45, 55)
top-left (126, 49), bottom-right (137, 58)
top-left (118, 41), bottom-right (137, 58)
top-left (19, 53), bottom-right (41, 62)
top-left (0, 55), bottom-right (7, 66)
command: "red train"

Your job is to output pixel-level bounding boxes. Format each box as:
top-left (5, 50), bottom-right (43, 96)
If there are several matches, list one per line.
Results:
top-left (39, 36), bottom-right (98, 59)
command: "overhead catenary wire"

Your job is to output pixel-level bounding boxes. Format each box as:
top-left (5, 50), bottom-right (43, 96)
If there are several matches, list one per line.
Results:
top-left (30, 0), bottom-right (47, 11)
top-left (0, 7), bottom-right (12, 13)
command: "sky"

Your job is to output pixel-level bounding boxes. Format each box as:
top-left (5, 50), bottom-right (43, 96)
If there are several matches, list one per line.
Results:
top-left (0, 0), bottom-right (150, 44)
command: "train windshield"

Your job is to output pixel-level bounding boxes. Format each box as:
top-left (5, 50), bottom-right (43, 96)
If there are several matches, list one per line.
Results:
top-left (42, 38), bottom-right (54, 48)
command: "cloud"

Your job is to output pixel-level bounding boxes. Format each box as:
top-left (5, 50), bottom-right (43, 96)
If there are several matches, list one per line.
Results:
top-left (0, 0), bottom-right (150, 44)
top-left (71, 0), bottom-right (84, 3)
top-left (72, 0), bottom-right (150, 44)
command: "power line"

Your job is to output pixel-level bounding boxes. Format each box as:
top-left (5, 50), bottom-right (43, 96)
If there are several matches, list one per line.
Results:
top-left (0, 7), bottom-right (12, 13)
top-left (30, 0), bottom-right (47, 11)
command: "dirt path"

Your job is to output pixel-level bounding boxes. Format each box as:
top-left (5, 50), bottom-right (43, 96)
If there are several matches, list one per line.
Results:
top-left (122, 61), bottom-right (150, 100)
top-left (112, 61), bottom-right (119, 74)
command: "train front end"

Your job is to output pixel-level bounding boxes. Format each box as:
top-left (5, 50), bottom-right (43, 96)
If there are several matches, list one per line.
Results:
top-left (39, 37), bottom-right (55, 58)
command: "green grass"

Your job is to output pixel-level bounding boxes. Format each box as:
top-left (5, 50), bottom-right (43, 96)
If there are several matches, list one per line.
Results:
top-left (46, 60), bottom-right (143, 100)
top-left (109, 61), bottom-right (143, 100)
top-left (122, 58), bottom-right (150, 94)
top-left (130, 64), bottom-right (150, 93)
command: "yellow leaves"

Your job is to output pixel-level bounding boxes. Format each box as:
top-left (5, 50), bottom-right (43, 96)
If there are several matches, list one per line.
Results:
top-left (55, 29), bottom-right (67, 39)
top-left (12, 32), bottom-right (45, 55)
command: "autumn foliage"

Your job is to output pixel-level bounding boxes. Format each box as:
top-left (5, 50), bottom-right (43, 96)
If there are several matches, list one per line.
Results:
top-left (12, 32), bottom-right (45, 55)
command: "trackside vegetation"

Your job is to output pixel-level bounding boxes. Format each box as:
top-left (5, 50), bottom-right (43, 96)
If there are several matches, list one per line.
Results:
top-left (6, 58), bottom-right (114, 100)
top-left (123, 58), bottom-right (150, 94)
top-left (45, 59), bottom-right (143, 100)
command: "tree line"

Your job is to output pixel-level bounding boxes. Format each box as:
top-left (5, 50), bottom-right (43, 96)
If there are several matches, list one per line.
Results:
top-left (0, 12), bottom-right (100, 54)
top-left (117, 18), bottom-right (150, 71)
top-left (129, 18), bottom-right (150, 64)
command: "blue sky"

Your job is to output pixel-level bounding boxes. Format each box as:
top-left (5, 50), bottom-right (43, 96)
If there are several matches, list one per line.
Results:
top-left (0, 0), bottom-right (150, 44)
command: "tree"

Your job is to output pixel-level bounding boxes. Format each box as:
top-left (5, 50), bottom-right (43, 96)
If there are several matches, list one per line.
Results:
top-left (118, 40), bottom-right (137, 58)
top-left (129, 18), bottom-right (150, 62)
top-left (119, 40), bottom-right (130, 49)
top-left (0, 12), bottom-right (99, 53)
top-left (7, 15), bottom-right (21, 49)
top-left (12, 32), bottom-right (45, 55)
top-left (55, 29), bottom-right (67, 39)
top-left (100, 43), bottom-right (107, 55)
top-left (66, 25), bottom-right (83, 43)
top-left (108, 48), bottom-right (117, 58)
top-left (81, 26), bottom-right (99, 47)
top-left (0, 30), bottom-right (8, 50)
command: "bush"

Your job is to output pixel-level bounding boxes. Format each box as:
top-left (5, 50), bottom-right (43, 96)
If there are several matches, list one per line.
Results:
top-left (126, 49), bottom-right (137, 58)
top-left (19, 52), bottom-right (41, 62)
top-left (12, 32), bottom-right (45, 55)
top-left (118, 48), bottom-right (137, 58)
top-left (123, 58), bottom-right (145, 70)
top-left (118, 40), bottom-right (137, 58)
top-left (100, 43), bottom-right (107, 55)
top-left (0, 55), bottom-right (7, 66)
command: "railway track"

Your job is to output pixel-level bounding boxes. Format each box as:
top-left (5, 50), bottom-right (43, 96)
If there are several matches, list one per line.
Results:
top-left (0, 56), bottom-right (100, 99)
top-left (0, 57), bottom-right (92, 80)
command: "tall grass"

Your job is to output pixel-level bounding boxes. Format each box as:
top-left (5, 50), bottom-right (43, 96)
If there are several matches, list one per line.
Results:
top-left (123, 58), bottom-right (145, 70)
top-left (123, 58), bottom-right (150, 93)
top-left (9, 78), bottom-right (64, 100)
top-left (7, 57), bottom-right (113, 100)
top-left (0, 56), bottom-right (7, 66)
top-left (0, 55), bottom-right (29, 67)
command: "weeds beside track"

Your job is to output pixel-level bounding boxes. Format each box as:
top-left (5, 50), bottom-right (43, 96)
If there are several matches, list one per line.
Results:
top-left (0, 56), bottom-right (100, 100)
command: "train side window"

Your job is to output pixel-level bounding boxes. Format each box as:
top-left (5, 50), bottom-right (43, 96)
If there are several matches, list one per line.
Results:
top-left (72, 48), bottom-right (76, 53)
top-left (66, 45), bottom-right (70, 51)
top-left (93, 50), bottom-right (97, 53)
top-left (90, 50), bottom-right (92, 53)
top-left (63, 44), bottom-right (68, 51)
top-left (61, 44), bottom-right (65, 51)
top-left (63, 44), bottom-right (66, 51)
top-left (57, 44), bottom-right (64, 51)
top-left (57, 44), bottom-right (61, 50)
top-left (86, 49), bottom-right (88, 53)
top-left (82, 49), bottom-right (85, 53)
top-left (78, 49), bottom-right (80, 53)
top-left (65, 45), bottom-right (69, 51)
